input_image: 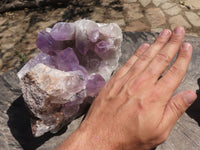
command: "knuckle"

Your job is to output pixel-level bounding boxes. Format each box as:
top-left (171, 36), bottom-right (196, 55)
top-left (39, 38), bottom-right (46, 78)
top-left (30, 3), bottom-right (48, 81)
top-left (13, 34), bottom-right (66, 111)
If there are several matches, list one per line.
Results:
top-left (104, 77), bottom-right (115, 89)
top-left (127, 75), bottom-right (150, 94)
top-left (114, 66), bottom-right (128, 79)
top-left (124, 61), bottom-right (133, 69)
top-left (114, 71), bottom-right (123, 79)
top-left (179, 49), bottom-right (190, 59)
top-left (139, 53), bottom-right (152, 62)
top-left (144, 89), bottom-right (162, 104)
top-left (169, 102), bottom-right (181, 120)
top-left (157, 132), bottom-right (169, 144)
top-left (154, 37), bottom-right (167, 45)
top-left (168, 65), bottom-right (179, 74)
top-left (146, 67), bottom-right (156, 77)
top-left (168, 65), bottom-right (185, 80)
top-left (115, 60), bottom-right (135, 79)
top-left (127, 78), bottom-right (142, 92)
top-left (130, 76), bottom-right (145, 88)
top-left (170, 35), bottom-right (182, 44)
top-left (166, 65), bottom-right (184, 82)
top-left (156, 53), bottom-right (171, 64)
top-left (152, 89), bottom-right (162, 99)
top-left (135, 48), bottom-right (145, 57)
top-left (148, 130), bottom-right (169, 146)
top-left (169, 99), bottom-right (185, 119)
top-left (104, 79), bottom-right (125, 98)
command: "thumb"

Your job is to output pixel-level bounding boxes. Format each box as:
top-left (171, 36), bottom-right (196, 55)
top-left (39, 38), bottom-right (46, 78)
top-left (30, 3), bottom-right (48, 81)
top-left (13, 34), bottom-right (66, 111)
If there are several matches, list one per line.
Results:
top-left (162, 90), bottom-right (197, 128)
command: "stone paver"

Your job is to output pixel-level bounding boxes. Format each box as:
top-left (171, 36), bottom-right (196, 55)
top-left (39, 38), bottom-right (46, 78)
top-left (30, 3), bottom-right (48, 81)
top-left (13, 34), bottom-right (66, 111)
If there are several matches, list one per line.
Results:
top-left (163, 5), bottom-right (181, 16)
top-left (186, 32), bottom-right (199, 37)
top-left (0, 60), bottom-right (3, 70)
top-left (145, 8), bottom-right (166, 28)
top-left (125, 21), bottom-right (149, 31)
top-left (1, 0), bottom-right (200, 73)
top-left (124, 0), bottom-right (137, 3)
top-left (89, 7), bottom-right (105, 22)
top-left (139, 0), bottom-right (151, 7)
top-left (0, 17), bottom-right (7, 26)
top-left (123, 3), bottom-right (144, 20)
top-left (161, 2), bottom-right (176, 9)
top-left (185, 0), bottom-right (200, 10)
top-left (152, 0), bottom-right (169, 7)
top-left (101, 0), bottom-right (114, 6)
top-left (185, 11), bottom-right (200, 27)
top-left (151, 28), bottom-right (163, 32)
top-left (106, 19), bottom-right (126, 26)
top-left (161, 3), bottom-right (181, 16)
top-left (169, 15), bottom-right (192, 29)
top-left (109, 9), bottom-right (124, 19)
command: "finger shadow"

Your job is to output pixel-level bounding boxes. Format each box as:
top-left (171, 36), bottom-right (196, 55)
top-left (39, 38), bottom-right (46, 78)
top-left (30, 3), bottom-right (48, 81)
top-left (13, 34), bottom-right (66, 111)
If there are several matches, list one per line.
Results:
top-left (6, 95), bottom-right (68, 150)
top-left (186, 78), bottom-right (200, 126)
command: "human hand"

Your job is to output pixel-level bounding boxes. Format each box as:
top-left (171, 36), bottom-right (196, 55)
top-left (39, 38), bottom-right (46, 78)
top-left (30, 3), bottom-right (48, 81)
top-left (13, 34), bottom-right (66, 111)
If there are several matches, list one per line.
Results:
top-left (57, 27), bottom-right (197, 150)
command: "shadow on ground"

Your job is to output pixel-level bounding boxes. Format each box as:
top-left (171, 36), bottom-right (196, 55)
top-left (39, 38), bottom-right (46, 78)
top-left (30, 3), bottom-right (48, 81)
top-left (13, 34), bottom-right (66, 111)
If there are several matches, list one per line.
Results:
top-left (6, 95), bottom-right (68, 150)
top-left (186, 78), bottom-right (200, 126)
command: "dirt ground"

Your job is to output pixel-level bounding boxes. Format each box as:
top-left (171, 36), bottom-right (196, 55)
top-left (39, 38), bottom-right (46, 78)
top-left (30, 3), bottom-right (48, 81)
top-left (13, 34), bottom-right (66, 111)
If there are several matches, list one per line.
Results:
top-left (0, 0), bottom-right (200, 75)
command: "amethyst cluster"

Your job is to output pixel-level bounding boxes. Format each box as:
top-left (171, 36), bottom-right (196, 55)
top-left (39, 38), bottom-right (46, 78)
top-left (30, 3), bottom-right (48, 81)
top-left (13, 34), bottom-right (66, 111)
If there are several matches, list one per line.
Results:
top-left (17, 19), bottom-right (122, 137)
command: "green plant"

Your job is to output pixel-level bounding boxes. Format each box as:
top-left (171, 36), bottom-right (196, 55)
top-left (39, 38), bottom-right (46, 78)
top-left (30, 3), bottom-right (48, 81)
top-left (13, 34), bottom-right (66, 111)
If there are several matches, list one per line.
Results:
top-left (20, 54), bottom-right (26, 63)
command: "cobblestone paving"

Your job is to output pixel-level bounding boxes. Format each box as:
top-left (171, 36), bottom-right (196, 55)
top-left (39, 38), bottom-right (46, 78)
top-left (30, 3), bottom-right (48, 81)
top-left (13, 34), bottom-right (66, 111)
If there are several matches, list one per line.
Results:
top-left (0, 0), bottom-right (200, 75)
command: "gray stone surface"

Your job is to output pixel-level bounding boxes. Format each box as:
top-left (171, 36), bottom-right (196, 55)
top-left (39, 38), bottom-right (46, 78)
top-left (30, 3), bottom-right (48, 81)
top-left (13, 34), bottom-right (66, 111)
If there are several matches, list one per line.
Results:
top-left (1, 32), bottom-right (200, 150)
top-left (0, 65), bottom-right (84, 150)
top-left (121, 32), bottom-right (200, 150)
top-left (186, 32), bottom-right (199, 37)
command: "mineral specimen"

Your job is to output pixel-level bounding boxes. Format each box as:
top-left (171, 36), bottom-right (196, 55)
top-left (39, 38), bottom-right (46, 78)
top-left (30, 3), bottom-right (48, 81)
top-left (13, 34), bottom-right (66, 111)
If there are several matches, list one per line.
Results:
top-left (17, 19), bottom-right (122, 137)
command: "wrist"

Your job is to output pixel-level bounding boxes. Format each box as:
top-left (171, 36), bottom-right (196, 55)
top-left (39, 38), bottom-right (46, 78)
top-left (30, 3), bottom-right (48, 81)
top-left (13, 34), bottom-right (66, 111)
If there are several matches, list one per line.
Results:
top-left (56, 122), bottom-right (121, 150)
top-left (75, 123), bottom-right (146, 150)
top-left (57, 121), bottom-right (150, 150)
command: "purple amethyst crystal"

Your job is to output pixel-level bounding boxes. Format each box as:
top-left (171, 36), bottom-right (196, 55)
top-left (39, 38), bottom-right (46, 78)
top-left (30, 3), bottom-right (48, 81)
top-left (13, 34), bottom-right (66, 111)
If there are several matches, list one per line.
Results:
top-left (50, 22), bottom-right (75, 41)
top-left (36, 31), bottom-right (57, 54)
top-left (88, 29), bottom-right (99, 43)
top-left (86, 74), bottom-right (106, 97)
top-left (17, 19), bottom-right (122, 137)
top-left (95, 40), bottom-right (110, 54)
top-left (55, 47), bottom-right (79, 72)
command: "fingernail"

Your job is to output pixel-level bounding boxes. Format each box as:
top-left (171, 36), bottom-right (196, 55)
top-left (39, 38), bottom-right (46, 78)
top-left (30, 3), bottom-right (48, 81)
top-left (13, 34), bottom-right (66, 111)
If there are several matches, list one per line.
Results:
top-left (159, 29), bottom-right (170, 37)
top-left (181, 43), bottom-right (191, 51)
top-left (139, 43), bottom-right (149, 50)
top-left (183, 92), bottom-right (196, 105)
top-left (174, 27), bottom-right (184, 35)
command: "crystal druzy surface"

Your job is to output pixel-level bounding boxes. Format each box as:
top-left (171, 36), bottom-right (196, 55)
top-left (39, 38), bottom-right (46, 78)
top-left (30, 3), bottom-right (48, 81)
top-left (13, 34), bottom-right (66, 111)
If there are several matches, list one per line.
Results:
top-left (17, 19), bottom-right (122, 137)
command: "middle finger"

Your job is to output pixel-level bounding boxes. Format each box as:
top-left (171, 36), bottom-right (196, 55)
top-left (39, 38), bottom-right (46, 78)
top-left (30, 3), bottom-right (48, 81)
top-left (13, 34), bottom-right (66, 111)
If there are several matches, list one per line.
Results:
top-left (143, 27), bottom-right (185, 82)
top-left (125, 29), bottom-right (172, 79)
